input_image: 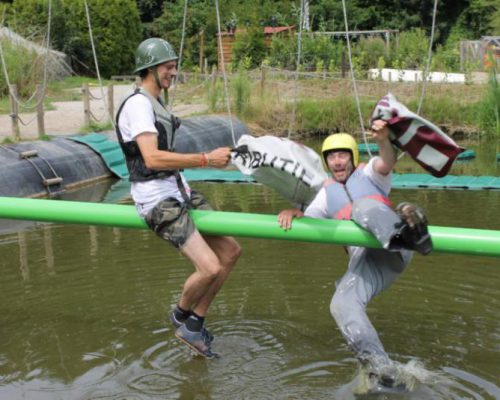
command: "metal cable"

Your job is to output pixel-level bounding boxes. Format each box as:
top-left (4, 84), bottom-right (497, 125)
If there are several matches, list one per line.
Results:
top-left (169, 0), bottom-right (188, 110)
top-left (417, 0), bottom-right (438, 114)
top-left (84, 0), bottom-right (115, 129)
top-left (214, 0), bottom-right (237, 147)
top-left (341, 0), bottom-right (373, 158)
top-left (287, 0), bottom-right (305, 139)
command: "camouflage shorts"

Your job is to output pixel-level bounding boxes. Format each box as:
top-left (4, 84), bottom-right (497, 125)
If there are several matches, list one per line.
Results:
top-left (144, 191), bottom-right (212, 248)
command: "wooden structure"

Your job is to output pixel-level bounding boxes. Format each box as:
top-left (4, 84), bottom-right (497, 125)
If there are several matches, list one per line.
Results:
top-left (460, 36), bottom-right (500, 71)
top-left (216, 26), bottom-right (295, 70)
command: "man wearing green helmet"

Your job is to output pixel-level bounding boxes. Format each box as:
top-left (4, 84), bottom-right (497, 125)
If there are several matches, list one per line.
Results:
top-left (115, 38), bottom-right (241, 359)
top-left (278, 120), bottom-right (432, 392)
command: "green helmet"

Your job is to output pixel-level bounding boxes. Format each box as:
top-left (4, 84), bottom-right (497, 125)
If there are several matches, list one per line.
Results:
top-left (134, 38), bottom-right (178, 74)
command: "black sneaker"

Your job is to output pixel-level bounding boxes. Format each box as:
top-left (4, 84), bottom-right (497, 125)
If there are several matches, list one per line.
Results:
top-left (395, 202), bottom-right (433, 255)
top-left (175, 324), bottom-right (219, 359)
top-left (368, 372), bottom-right (409, 394)
top-left (169, 311), bottom-right (214, 345)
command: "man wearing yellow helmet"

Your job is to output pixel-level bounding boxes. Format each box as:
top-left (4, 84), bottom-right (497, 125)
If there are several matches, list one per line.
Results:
top-left (278, 120), bottom-right (432, 391)
top-left (115, 38), bottom-right (241, 359)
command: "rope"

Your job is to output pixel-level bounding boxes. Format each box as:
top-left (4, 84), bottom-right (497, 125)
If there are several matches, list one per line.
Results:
top-left (16, 114), bottom-right (38, 126)
top-left (287, 0), bottom-right (305, 139)
top-left (214, 0), bottom-right (237, 148)
top-left (340, 0), bottom-right (373, 158)
top-left (88, 109), bottom-right (107, 123)
top-left (417, 0), bottom-right (438, 115)
top-left (83, 0), bottom-right (114, 129)
top-left (88, 89), bottom-right (106, 101)
top-left (169, 0), bottom-right (188, 110)
top-left (0, 0), bottom-right (52, 110)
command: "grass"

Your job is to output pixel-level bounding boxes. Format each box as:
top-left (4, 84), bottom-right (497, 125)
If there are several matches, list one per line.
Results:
top-left (79, 121), bottom-right (113, 134)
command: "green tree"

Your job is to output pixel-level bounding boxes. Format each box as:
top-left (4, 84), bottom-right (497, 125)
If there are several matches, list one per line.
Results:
top-left (4, 0), bottom-right (142, 77)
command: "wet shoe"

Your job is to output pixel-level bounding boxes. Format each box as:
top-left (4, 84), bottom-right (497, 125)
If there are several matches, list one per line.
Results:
top-left (368, 372), bottom-right (409, 394)
top-left (362, 358), bottom-right (409, 394)
top-left (169, 311), bottom-right (214, 345)
top-left (394, 202), bottom-right (433, 255)
top-left (175, 324), bottom-right (219, 359)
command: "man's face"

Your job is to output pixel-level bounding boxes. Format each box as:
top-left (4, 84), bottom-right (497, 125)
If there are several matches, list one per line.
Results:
top-left (154, 60), bottom-right (177, 89)
top-left (326, 150), bottom-right (353, 183)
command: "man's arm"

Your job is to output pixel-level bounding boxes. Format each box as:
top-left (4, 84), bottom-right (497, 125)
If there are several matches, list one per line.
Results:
top-left (371, 120), bottom-right (397, 176)
top-left (136, 133), bottom-right (231, 170)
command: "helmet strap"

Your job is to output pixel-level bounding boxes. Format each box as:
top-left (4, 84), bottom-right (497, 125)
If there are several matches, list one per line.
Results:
top-left (152, 67), bottom-right (162, 91)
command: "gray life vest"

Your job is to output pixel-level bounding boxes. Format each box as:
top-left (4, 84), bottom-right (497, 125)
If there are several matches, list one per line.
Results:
top-left (115, 88), bottom-right (181, 182)
top-left (324, 163), bottom-right (392, 220)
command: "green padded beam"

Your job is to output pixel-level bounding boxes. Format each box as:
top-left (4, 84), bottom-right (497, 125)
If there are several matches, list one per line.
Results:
top-left (0, 197), bottom-right (499, 257)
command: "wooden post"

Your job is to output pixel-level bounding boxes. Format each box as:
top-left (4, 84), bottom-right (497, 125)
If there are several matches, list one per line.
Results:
top-left (9, 84), bottom-right (20, 141)
top-left (82, 83), bottom-right (90, 126)
top-left (341, 51), bottom-right (346, 78)
top-left (36, 84), bottom-right (45, 138)
top-left (199, 30), bottom-right (205, 73)
top-left (260, 65), bottom-right (266, 95)
top-left (211, 64), bottom-right (217, 87)
top-left (107, 84), bottom-right (114, 122)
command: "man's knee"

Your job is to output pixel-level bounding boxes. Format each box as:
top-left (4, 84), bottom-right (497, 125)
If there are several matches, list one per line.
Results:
top-left (220, 238), bottom-right (242, 268)
top-left (200, 261), bottom-right (224, 282)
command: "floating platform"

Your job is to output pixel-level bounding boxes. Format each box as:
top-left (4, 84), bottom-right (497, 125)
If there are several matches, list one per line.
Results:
top-left (358, 143), bottom-right (476, 160)
top-left (178, 169), bottom-right (500, 190)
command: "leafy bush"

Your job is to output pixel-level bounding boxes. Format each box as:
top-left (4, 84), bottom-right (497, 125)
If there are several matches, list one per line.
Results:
top-left (392, 28), bottom-right (428, 69)
top-left (0, 39), bottom-right (40, 97)
top-left (232, 29), bottom-right (267, 69)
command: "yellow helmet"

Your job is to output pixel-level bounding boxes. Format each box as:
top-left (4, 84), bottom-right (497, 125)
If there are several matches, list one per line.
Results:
top-left (321, 133), bottom-right (359, 168)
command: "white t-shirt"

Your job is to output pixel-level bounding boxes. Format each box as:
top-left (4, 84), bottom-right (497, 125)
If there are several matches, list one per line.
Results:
top-left (305, 157), bottom-right (391, 219)
top-left (117, 93), bottom-right (191, 217)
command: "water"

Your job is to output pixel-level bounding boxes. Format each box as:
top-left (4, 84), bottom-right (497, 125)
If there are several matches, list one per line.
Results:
top-left (1, 172), bottom-right (500, 398)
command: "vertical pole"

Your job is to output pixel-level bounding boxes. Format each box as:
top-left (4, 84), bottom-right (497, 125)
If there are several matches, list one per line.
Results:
top-left (107, 84), bottom-right (114, 123)
top-left (341, 51), bottom-right (346, 78)
top-left (36, 84), bottom-right (45, 138)
top-left (199, 30), bottom-right (205, 73)
top-left (135, 76), bottom-right (141, 88)
top-left (211, 64), bottom-right (217, 87)
top-left (82, 83), bottom-right (90, 126)
top-left (260, 64), bottom-right (266, 96)
top-left (9, 84), bottom-right (20, 141)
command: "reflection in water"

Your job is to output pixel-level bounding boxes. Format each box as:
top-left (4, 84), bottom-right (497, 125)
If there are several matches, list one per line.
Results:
top-left (18, 231), bottom-right (29, 281)
top-left (0, 181), bottom-right (499, 399)
top-left (43, 226), bottom-right (55, 276)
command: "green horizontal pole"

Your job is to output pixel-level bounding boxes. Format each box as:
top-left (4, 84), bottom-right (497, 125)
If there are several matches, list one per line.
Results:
top-left (0, 197), bottom-right (499, 257)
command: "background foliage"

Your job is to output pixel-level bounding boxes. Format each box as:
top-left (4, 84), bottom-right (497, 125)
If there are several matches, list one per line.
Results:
top-left (0, 0), bottom-right (498, 77)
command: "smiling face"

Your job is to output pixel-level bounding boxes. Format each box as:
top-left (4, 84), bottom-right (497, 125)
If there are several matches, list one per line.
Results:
top-left (325, 150), bottom-right (354, 183)
top-left (153, 60), bottom-right (177, 89)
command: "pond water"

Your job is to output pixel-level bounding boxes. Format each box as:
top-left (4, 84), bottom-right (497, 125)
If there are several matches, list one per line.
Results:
top-left (0, 141), bottom-right (499, 399)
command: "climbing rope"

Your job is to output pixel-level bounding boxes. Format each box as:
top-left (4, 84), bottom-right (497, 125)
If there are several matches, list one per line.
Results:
top-left (340, 0), bottom-right (373, 158)
top-left (83, 0), bottom-right (114, 129)
top-left (169, 0), bottom-right (189, 110)
top-left (287, 0), bottom-right (305, 139)
top-left (417, 0), bottom-right (438, 115)
top-left (214, 0), bottom-right (237, 148)
top-left (0, 0), bottom-right (52, 111)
